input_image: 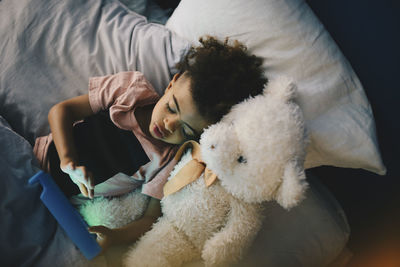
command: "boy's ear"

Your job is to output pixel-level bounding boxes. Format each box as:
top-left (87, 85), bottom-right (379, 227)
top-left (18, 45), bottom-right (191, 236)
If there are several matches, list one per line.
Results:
top-left (166, 73), bottom-right (181, 91)
top-left (173, 73), bottom-right (181, 81)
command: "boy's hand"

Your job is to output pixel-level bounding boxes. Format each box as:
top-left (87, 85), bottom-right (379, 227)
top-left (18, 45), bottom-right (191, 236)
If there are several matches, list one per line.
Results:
top-left (60, 162), bottom-right (94, 198)
top-left (88, 225), bottom-right (117, 253)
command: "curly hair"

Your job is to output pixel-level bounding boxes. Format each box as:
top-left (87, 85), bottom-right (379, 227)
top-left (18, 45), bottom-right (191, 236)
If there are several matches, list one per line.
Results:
top-left (176, 36), bottom-right (268, 124)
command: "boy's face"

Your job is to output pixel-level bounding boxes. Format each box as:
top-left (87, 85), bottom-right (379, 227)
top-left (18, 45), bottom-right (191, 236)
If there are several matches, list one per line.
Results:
top-left (150, 73), bottom-right (211, 145)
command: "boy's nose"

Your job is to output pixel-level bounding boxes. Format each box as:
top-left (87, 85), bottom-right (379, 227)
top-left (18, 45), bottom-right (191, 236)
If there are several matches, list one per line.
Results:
top-left (164, 117), bottom-right (179, 134)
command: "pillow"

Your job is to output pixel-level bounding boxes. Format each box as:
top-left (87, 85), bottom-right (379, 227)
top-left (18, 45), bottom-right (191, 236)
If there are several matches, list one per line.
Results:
top-left (232, 174), bottom-right (351, 266)
top-left (165, 0), bottom-right (386, 175)
top-left (0, 0), bottom-right (190, 144)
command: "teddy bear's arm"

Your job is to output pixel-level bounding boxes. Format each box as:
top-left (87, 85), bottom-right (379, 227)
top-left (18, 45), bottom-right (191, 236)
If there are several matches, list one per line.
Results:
top-left (201, 199), bottom-right (263, 267)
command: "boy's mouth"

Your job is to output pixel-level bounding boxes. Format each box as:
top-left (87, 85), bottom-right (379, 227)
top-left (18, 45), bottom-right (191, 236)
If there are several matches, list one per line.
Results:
top-left (153, 123), bottom-right (165, 139)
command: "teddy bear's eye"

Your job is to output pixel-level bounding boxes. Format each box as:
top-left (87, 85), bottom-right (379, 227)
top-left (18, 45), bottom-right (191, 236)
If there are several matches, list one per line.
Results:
top-left (237, 156), bottom-right (247, 164)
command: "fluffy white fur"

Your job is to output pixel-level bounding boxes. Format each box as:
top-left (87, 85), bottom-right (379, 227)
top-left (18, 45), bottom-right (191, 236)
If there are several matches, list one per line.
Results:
top-left (123, 76), bottom-right (309, 267)
top-left (76, 189), bottom-right (149, 228)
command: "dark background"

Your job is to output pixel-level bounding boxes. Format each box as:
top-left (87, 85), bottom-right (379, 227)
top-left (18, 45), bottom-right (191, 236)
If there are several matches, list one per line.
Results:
top-left (159, 0), bottom-right (400, 265)
top-left (305, 0), bottom-right (400, 266)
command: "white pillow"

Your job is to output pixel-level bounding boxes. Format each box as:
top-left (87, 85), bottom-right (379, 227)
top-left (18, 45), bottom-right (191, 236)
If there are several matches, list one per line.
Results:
top-left (165, 0), bottom-right (386, 175)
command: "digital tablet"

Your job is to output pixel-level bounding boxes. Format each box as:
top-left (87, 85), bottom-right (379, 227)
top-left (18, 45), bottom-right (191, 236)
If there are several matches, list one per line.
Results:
top-left (29, 171), bottom-right (101, 260)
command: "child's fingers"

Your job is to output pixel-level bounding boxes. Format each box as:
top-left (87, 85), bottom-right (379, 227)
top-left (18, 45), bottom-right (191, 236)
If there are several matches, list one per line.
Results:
top-left (88, 225), bottom-right (110, 240)
top-left (78, 183), bottom-right (89, 197)
top-left (87, 170), bottom-right (95, 189)
top-left (87, 187), bottom-right (94, 199)
top-left (80, 167), bottom-right (94, 189)
top-left (61, 164), bottom-right (94, 198)
top-left (89, 171), bottom-right (94, 198)
top-left (88, 226), bottom-right (113, 252)
top-left (88, 225), bottom-right (109, 234)
top-left (87, 187), bottom-right (93, 199)
top-left (89, 171), bottom-right (94, 188)
top-left (81, 169), bottom-right (94, 198)
top-left (69, 162), bottom-right (76, 170)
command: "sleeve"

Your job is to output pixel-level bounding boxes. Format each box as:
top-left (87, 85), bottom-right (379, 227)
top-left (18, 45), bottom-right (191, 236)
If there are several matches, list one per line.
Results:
top-left (88, 71), bottom-right (159, 130)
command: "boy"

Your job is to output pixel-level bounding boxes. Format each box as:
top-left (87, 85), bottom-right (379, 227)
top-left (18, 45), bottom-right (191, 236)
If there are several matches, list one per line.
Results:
top-left (33, 36), bottom-right (267, 251)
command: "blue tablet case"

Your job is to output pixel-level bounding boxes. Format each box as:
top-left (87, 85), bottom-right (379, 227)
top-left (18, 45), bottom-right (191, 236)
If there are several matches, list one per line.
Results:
top-left (29, 171), bottom-right (101, 260)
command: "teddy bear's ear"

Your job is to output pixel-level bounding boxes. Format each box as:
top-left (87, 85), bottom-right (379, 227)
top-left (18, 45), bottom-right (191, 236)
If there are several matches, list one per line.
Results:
top-left (275, 160), bottom-right (308, 210)
top-left (264, 76), bottom-right (297, 102)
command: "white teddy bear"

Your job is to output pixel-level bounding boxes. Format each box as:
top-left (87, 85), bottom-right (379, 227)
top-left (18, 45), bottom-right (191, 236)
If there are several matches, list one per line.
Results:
top-left (123, 76), bottom-right (309, 267)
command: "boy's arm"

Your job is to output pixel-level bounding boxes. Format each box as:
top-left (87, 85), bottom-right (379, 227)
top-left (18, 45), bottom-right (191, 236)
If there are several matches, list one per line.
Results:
top-left (48, 94), bottom-right (94, 163)
top-left (48, 94), bottom-right (95, 197)
top-left (88, 197), bottom-right (162, 251)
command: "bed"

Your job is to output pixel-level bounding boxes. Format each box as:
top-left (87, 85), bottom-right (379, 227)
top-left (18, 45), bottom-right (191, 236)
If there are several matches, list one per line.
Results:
top-left (0, 0), bottom-right (390, 266)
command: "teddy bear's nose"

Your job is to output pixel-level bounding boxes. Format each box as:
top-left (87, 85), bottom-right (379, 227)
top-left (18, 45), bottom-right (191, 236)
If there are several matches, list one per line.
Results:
top-left (210, 145), bottom-right (216, 149)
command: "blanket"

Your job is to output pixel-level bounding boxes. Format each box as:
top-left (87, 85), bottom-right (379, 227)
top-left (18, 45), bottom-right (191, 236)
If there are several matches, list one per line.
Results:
top-left (0, 116), bottom-right (93, 266)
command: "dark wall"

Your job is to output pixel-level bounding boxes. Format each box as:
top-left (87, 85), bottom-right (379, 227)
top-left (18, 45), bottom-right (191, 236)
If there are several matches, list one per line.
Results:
top-left (161, 0), bottom-right (400, 261)
top-left (305, 0), bottom-right (400, 261)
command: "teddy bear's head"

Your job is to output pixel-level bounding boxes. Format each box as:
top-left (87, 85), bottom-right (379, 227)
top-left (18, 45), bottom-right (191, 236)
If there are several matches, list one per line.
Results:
top-left (200, 77), bottom-right (309, 209)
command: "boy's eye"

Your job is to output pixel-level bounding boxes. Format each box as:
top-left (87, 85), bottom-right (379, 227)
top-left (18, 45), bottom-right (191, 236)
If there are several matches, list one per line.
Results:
top-left (182, 128), bottom-right (190, 139)
top-left (166, 103), bottom-right (176, 114)
top-left (182, 126), bottom-right (195, 140)
top-left (165, 102), bottom-right (195, 140)
top-left (181, 126), bottom-right (191, 139)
